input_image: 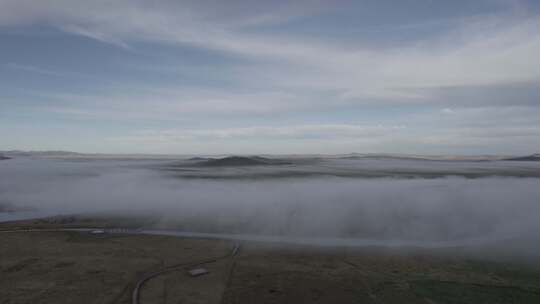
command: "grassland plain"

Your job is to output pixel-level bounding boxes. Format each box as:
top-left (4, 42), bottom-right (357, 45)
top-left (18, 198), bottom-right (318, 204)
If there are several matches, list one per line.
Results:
top-left (1, 218), bottom-right (540, 303)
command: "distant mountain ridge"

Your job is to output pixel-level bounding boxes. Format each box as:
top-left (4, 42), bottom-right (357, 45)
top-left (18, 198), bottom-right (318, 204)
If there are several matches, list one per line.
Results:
top-left (0, 155), bottom-right (11, 160)
top-left (195, 156), bottom-right (292, 167)
top-left (504, 154), bottom-right (540, 161)
top-left (0, 150), bottom-right (81, 157)
top-left (2, 150), bottom-right (539, 162)
top-left (337, 153), bottom-right (507, 161)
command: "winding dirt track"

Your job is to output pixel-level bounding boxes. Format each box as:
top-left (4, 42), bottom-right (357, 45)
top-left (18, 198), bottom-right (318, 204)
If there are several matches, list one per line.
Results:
top-left (0, 228), bottom-right (240, 304)
top-left (131, 242), bottom-right (240, 304)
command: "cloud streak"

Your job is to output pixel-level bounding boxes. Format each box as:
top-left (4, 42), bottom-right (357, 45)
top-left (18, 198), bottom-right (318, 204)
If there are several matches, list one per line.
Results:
top-left (2, 0), bottom-right (540, 103)
top-left (1, 1), bottom-right (539, 153)
top-left (113, 124), bottom-right (406, 142)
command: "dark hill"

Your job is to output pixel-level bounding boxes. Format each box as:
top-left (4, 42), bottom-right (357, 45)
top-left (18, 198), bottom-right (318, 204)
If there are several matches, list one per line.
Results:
top-left (0, 155), bottom-right (11, 161)
top-left (197, 156), bottom-right (292, 167)
top-left (504, 154), bottom-right (540, 161)
top-left (188, 157), bottom-right (212, 161)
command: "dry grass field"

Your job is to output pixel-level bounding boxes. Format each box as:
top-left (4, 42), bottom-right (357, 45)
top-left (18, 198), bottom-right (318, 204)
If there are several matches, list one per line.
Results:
top-left (2, 223), bottom-right (540, 304)
top-left (0, 230), bottom-right (231, 304)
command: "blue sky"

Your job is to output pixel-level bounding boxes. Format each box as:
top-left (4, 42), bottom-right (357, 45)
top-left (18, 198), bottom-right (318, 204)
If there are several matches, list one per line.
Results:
top-left (1, 0), bottom-right (540, 154)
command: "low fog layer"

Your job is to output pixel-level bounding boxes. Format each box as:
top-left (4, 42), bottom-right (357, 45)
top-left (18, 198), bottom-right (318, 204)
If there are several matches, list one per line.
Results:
top-left (162, 156), bottom-right (540, 179)
top-left (1, 158), bottom-right (540, 245)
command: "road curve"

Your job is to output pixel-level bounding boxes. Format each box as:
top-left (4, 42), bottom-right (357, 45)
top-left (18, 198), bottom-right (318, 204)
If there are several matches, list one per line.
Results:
top-left (1, 228), bottom-right (240, 304)
top-left (131, 242), bottom-right (240, 304)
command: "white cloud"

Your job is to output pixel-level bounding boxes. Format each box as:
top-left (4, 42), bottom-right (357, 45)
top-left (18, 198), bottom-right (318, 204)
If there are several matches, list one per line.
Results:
top-left (1, 1), bottom-right (540, 154)
top-left (117, 104), bottom-right (540, 151)
top-left (113, 124), bottom-right (406, 142)
top-left (441, 108), bottom-right (455, 115)
top-left (33, 89), bottom-right (324, 120)
top-left (1, 0), bottom-right (540, 105)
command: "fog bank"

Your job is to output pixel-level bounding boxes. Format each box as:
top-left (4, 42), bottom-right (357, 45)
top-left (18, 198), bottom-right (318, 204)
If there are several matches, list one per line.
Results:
top-left (1, 158), bottom-right (540, 244)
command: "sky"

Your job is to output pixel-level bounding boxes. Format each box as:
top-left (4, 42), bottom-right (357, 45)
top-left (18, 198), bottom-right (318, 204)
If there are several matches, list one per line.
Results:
top-left (1, 0), bottom-right (540, 155)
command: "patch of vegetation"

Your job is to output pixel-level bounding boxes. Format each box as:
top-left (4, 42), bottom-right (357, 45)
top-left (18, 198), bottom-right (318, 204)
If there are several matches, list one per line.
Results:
top-left (411, 280), bottom-right (540, 304)
top-left (4, 258), bottom-right (40, 273)
top-left (64, 231), bottom-right (120, 243)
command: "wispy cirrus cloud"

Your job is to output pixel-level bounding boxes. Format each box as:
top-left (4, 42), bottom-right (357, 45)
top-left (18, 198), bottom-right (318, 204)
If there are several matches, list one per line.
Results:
top-left (1, 0), bottom-right (540, 105)
top-left (3, 62), bottom-right (98, 79)
top-left (108, 120), bottom-right (540, 155)
top-left (116, 124), bottom-right (406, 142)
top-left (1, 1), bottom-right (540, 154)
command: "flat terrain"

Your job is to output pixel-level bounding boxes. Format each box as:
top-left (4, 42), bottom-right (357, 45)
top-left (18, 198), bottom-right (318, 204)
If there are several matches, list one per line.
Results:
top-left (224, 245), bottom-right (540, 304)
top-left (2, 224), bottom-right (540, 304)
top-left (0, 230), bottom-right (232, 304)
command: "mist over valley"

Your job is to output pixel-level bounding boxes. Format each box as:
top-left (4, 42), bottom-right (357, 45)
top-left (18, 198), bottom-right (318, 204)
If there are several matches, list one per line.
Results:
top-left (2, 155), bottom-right (540, 251)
